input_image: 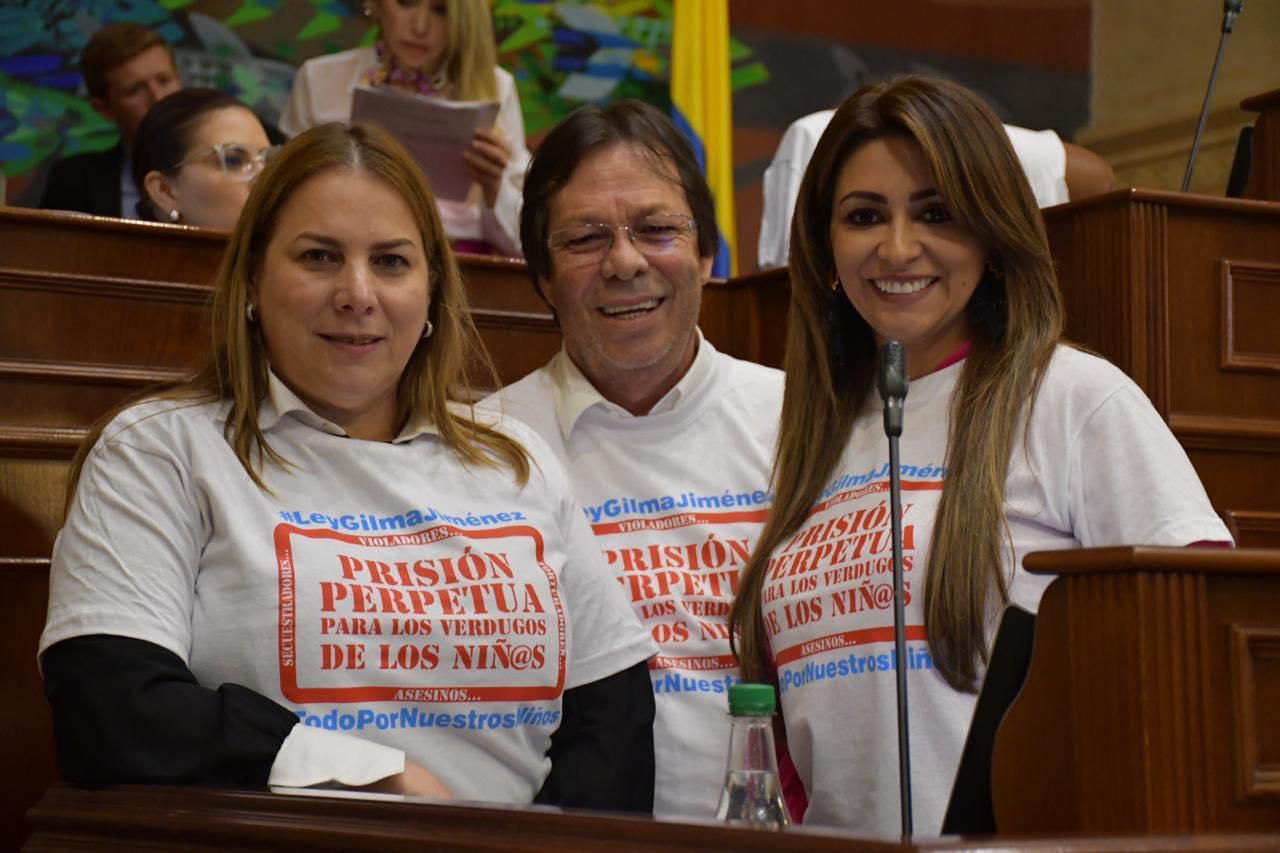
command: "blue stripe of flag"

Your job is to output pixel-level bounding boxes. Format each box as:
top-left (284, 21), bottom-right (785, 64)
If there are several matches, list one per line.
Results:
top-left (670, 106), bottom-right (731, 278)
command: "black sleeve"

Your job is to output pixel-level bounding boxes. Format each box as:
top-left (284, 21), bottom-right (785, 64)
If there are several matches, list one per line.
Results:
top-left (41, 634), bottom-right (299, 787)
top-left (534, 660), bottom-right (655, 813)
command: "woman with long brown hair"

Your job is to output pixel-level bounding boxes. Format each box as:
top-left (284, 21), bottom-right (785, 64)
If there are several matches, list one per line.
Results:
top-left (40, 122), bottom-right (656, 810)
top-left (729, 76), bottom-right (1230, 833)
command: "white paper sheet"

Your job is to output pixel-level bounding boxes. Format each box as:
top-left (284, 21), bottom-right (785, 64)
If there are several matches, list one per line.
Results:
top-left (350, 86), bottom-right (499, 202)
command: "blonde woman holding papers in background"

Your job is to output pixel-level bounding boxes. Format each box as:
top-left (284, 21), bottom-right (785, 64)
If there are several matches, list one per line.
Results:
top-left (281, 0), bottom-right (528, 257)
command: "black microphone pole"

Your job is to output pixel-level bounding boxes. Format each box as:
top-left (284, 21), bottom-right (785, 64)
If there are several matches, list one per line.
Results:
top-left (877, 341), bottom-right (912, 837)
top-left (1181, 0), bottom-right (1245, 192)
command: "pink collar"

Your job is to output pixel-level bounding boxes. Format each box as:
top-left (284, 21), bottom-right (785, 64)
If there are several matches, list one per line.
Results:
top-left (931, 340), bottom-right (973, 373)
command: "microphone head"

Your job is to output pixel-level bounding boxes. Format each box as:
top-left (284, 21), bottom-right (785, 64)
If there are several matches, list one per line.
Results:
top-left (1224, 0), bottom-right (1244, 33)
top-left (877, 341), bottom-right (909, 401)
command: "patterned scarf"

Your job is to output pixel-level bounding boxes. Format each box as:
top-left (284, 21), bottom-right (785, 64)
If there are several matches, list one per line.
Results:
top-left (359, 38), bottom-right (448, 97)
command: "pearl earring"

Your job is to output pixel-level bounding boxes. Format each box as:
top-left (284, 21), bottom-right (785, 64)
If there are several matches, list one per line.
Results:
top-left (169, 209), bottom-right (180, 222)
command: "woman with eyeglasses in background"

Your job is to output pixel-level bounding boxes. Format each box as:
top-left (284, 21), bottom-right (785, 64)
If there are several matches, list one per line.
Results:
top-left (133, 88), bottom-right (278, 230)
top-left (280, 0), bottom-right (528, 257)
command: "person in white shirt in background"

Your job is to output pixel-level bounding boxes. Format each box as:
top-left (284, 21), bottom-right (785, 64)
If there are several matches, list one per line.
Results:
top-left (40, 121), bottom-right (657, 811)
top-left (758, 106), bottom-right (1116, 270)
top-left (281, 0), bottom-right (528, 257)
top-left (480, 99), bottom-right (787, 819)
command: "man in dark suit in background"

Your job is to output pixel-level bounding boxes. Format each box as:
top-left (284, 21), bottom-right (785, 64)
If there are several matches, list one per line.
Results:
top-left (39, 22), bottom-right (182, 218)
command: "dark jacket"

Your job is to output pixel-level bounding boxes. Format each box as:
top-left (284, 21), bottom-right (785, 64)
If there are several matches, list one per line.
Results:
top-left (39, 144), bottom-right (125, 218)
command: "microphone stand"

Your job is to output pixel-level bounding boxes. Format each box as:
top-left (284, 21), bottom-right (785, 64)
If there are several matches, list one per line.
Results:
top-left (877, 341), bottom-right (912, 838)
top-left (1181, 0), bottom-right (1245, 191)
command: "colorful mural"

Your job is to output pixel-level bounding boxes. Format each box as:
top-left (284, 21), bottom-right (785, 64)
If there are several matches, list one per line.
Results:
top-left (0, 0), bottom-right (766, 195)
top-left (493, 1), bottom-right (765, 136)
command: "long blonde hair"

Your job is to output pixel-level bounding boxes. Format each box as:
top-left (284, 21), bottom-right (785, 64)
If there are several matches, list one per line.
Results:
top-left (67, 122), bottom-right (527, 505)
top-left (368, 0), bottom-right (498, 101)
top-left (730, 76), bottom-right (1064, 692)
top-left (442, 0), bottom-right (498, 102)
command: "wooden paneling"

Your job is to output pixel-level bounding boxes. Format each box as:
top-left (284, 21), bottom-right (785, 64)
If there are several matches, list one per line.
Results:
top-left (1044, 189), bottom-right (1280, 531)
top-left (0, 212), bottom-right (226, 282)
top-left (1219, 259), bottom-right (1280, 373)
top-left (0, 557), bottom-right (53, 849)
top-left (994, 547), bottom-right (1280, 834)
top-left (1229, 627), bottom-right (1280, 801)
top-left (1224, 511), bottom-right (1280, 549)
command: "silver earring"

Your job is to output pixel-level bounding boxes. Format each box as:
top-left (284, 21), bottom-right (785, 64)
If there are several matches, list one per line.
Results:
top-left (421, 320), bottom-right (434, 340)
top-left (362, 3), bottom-right (373, 16)
top-left (246, 303), bottom-right (257, 323)
top-left (169, 209), bottom-right (180, 222)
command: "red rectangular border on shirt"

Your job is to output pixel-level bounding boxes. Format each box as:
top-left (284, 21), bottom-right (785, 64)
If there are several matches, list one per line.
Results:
top-left (274, 522), bottom-right (567, 703)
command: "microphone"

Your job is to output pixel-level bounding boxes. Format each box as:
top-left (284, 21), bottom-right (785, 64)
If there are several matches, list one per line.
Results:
top-left (878, 341), bottom-right (913, 837)
top-left (1182, 1), bottom-right (1245, 192)
top-left (877, 341), bottom-right (909, 437)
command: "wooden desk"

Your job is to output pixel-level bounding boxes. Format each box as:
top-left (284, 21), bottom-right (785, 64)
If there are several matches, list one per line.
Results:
top-left (1043, 188), bottom-right (1280, 547)
top-left (24, 783), bottom-right (1280, 851)
top-left (994, 546), bottom-right (1280, 835)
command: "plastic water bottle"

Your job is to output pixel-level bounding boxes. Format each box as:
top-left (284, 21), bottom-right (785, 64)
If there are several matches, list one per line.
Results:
top-left (715, 682), bottom-right (790, 828)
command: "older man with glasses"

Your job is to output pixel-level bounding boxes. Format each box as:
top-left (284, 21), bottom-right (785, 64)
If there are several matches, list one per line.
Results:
top-left (480, 99), bottom-right (786, 819)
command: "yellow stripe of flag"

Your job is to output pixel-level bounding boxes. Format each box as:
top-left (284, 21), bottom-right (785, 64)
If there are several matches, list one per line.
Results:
top-left (671, 0), bottom-right (735, 277)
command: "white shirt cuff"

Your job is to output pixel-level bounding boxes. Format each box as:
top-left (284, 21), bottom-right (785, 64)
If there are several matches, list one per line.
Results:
top-left (267, 725), bottom-right (406, 788)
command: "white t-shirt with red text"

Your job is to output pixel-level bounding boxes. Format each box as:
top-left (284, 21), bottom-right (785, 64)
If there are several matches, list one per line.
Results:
top-left (764, 346), bottom-right (1232, 834)
top-left (482, 338), bottom-right (784, 817)
top-left (41, 378), bottom-right (655, 802)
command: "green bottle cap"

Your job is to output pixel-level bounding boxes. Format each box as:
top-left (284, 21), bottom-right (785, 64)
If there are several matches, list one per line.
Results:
top-left (728, 683), bottom-right (776, 716)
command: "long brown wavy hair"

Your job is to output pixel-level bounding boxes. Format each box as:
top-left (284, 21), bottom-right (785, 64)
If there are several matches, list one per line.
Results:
top-left (730, 76), bottom-right (1064, 692)
top-left (67, 122), bottom-right (528, 506)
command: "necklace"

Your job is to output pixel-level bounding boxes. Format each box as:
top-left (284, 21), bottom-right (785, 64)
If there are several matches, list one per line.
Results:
top-left (361, 38), bottom-right (447, 97)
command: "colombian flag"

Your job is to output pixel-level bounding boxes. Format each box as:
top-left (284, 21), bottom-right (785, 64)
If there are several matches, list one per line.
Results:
top-left (670, 0), bottom-right (735, 277)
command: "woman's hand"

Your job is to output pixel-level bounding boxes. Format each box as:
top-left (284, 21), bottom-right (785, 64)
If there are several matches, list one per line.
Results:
top-left (362, 759), bottom-right (453, 799)
top-left (464, 128), bottom-right (512, 208)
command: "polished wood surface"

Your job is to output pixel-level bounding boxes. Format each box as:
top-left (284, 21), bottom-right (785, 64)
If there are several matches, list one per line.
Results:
top-left (24, 783), bottom-right (1280, 852)
top-left (1242, 88), bottom-right (1280, 202)
top-left (1043, 188), bottom-right (1280, 547)
top-left (993, 546), bottom-right (1280, 835)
